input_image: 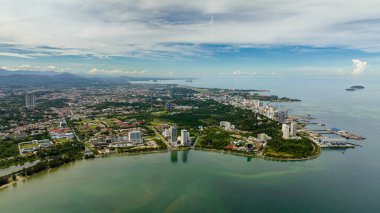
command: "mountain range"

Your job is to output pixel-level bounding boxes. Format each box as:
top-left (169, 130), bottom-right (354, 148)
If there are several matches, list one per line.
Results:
top-left (0, 69), bottom-right (186, 87)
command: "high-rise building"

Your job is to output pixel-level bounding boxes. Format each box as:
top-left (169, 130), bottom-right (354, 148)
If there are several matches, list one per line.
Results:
top-left (169, 126), bottom-right (177, 144)
top-left (290, 122), bottom-right (297, 136)
top-left (180, 129), bottom-right (190, 146)
top-left (129, 130), bottom-right (142, 143)
top-left (25, 93), bottom-right (36, 110)
top-left (276, 110), bottom-right (288, 123)
top-left (282, 124), bottom-right (290, 139)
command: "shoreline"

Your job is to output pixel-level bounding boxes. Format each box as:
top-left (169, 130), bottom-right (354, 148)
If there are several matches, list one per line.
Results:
top-left (0, 177), bottom-right (27, 190)
top-left (194, 145), bottom-right (321, 161)
top-left (0, 146), bottom-right (321, 190)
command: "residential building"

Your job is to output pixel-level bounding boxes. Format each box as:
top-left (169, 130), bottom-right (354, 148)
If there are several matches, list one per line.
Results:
top-left (59, 121), bottom-right (67, 128)
top-left (25, 93), bottom-right (36, 110)
top-left (282, 124), bottom-right (290, 139)
top-left (290, 122), bottom-right (297, 136)
top-left (180, 129), bottom-right (190, 146)
top-left (169, 126), bottom-right (177, 144)
top-left (129, 130), bottom-right (142, 143)
top-left (220, 121), bottom-right (232, 130)
top-left (276, 110), bottom-right (288, 123)
top-left (165, 102), bottom-right (173, 110)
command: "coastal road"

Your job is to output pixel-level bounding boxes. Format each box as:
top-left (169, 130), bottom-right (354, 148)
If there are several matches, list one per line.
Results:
top-left (191, 136), bottom-right (200, 148)
top-left (66, 118), bottom-right (95, 155)
top-left (148, 126), bottom-right (172, 150)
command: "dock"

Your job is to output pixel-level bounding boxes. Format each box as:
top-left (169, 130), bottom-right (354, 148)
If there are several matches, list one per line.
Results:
top-left (319, 144), bottom-right (355, 148)
top-left (328, 129), bottom-right (366, 140)
top-left (335, 131), bottom-right (366, 140)
top-left (311, 129), bottom-right (365, 140)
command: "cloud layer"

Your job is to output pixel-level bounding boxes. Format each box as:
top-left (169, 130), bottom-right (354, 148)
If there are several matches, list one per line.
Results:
top-left (88, 67), bottom-right (151, 76)
top-left (1, 0), bottom-right (380, 58)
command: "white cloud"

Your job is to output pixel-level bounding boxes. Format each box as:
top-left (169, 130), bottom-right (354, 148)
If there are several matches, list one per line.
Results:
top-left (336, 68), bottom-right (345, 74)
top-left (1, 0), bottom-right (380, 57)
top-left (1, 64), bottom-right (71, 72)
top-left (352, 59), bottom-right (368, 75)
top-left (232, 70), bottom-right (246, 76)
top-left (0, 52), bottom-right (32, 58)
top-left (88, 67), bottom-right (151, 76)
top-left (232, 70), bottom-right (258, 76)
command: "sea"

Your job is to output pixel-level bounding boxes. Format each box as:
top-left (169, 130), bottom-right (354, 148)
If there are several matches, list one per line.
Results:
top-left (0, 76), bottom-right (379, 212)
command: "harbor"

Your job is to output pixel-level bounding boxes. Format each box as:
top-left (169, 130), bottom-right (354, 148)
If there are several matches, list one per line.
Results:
top-left (292, 115), bottom-right (365, 149)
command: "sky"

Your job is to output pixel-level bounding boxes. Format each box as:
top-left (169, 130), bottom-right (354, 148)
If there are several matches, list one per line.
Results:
top-left (0, 0), bottom-right (380, 77)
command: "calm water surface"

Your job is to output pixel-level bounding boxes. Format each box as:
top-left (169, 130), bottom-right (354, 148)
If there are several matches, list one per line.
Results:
top-left (1, 77), bottom-right (379, 212)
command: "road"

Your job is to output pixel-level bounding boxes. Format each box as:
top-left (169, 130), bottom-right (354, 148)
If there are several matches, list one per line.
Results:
top-left (149, 126), bottom-right (172, 150)
top-left (66, 118), bottom-right (95, 155)
top-left (191, 136), bottom-right (200, 148)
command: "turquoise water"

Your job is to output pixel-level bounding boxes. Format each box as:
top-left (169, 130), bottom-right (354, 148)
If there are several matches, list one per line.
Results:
top-left (1, 76), bottom-right (379, 212)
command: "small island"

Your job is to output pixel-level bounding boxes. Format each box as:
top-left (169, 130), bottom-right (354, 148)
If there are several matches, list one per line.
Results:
top-left (346, 85), bottom-right (365, 91)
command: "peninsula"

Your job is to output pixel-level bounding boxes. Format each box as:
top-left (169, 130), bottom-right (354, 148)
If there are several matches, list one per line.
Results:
top-left (0, 81), bottom-right (322, 187)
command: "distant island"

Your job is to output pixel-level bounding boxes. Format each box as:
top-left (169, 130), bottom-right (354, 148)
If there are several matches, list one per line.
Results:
top-left (346, 85), bottom-right (365, 91)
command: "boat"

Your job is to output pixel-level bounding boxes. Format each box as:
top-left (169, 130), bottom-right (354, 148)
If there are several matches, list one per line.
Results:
top-left (317, 122), bottom-right (325, 126)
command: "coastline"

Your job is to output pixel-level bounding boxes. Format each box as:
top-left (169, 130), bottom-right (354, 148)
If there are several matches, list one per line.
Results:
top-left (0, 177), bottom-right (27, 190)
top-left (0, 145), bottom-right (321, 190)
top-left (193, 142), bottom-right (321, 161)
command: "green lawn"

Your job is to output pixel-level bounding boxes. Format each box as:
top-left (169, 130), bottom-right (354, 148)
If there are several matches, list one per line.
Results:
top-left (19, 143), bottom-right (38, 149)
top-left (197, 127), bottom-right (233, 149)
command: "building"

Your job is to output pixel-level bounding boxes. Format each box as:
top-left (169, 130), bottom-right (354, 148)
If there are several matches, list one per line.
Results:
top-left (129, 130), bottom-right (142, 143)
top-left (108, 142), bottom-right (134, 148)
top-left (275, 110), bottom-right (288, 123)
top-left (282, 124), bottom-right (290, 139)
top-left (165, 102), bottom-right (174, 110)
top-left (180, 129), bottom-right (190, 146)
top-left (220, 121), bottom-right (232, 130)
top-left (169, 126), bottom-right (177, 144)
top-left (18, 139), bottom-right (53, 155)
top-left (25, 93), bottom-right (36, 110)
top-left (290, 122), bottom-right (297, 136)
top-left (60, 121), bottom-right (67, 128)
top-left (257, 133), bottom-right (272, 143)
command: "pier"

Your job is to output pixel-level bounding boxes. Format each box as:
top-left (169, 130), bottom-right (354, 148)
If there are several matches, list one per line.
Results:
top-left (316, 138), bottom-right (355, 148)
top-left (311, 129), bottom-right (365, 140)
top-left (328, 128), bottom-right (366, 140)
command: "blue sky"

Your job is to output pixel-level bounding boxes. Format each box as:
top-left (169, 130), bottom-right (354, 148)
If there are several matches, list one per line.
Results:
top-left (1, 0), bottom-right (380, 77)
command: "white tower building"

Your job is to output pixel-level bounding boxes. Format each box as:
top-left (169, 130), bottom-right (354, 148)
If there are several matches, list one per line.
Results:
top-left (180, 130), bottom-right (190, 146)
top-left (282, 124), bottom-right (290, 139)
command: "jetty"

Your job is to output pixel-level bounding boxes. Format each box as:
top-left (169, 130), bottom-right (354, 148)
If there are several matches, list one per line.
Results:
top-left (311, 128), bottom-right (365, 140)
top-left (328, 128), bottom-right (366, 140)
top-left (316, 138), bottom-right (355, 148)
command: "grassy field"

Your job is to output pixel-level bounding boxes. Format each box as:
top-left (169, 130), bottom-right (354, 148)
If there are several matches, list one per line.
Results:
top-left (54, 138), bottom-right (71, 143)
top-left (19, 143), bottom-right (38, 149)
top-left (197, 127), bottom-right (233, 149)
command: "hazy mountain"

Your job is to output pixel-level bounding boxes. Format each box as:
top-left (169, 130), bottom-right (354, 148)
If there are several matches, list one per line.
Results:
top-left (0, 69), bottom-right (190, 87)
top-left (0, 72), bottom-right (99, 87)
top-left (0, 69), bottom-right (60, 76)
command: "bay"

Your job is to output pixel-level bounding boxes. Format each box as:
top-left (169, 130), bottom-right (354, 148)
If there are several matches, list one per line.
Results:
top-left (1, 76), bottom-right (379, 212)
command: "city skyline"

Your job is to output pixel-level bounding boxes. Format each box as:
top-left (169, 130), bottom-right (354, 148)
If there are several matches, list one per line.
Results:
top-left (1, 0), bottom-right (380, 77)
